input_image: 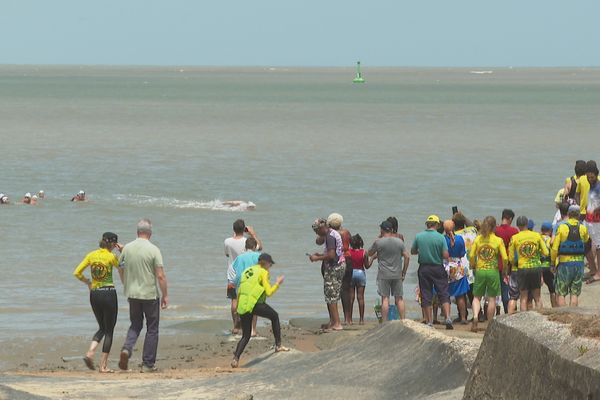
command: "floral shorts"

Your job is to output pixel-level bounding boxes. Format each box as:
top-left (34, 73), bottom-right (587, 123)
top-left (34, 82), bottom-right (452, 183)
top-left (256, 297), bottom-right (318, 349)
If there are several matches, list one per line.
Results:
top-left (323, 262), bottom-right (346, 304)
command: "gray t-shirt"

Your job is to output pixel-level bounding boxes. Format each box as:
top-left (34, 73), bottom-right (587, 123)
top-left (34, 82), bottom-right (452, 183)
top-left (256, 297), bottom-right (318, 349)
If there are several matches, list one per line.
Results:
top-left (369, 236), bottom-right (405, 280)
top-left (120, 238), bottom-right (164, 300)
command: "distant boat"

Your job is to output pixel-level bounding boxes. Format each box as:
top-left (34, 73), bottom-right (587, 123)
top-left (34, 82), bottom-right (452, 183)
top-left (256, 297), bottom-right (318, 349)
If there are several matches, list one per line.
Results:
top-left (353, 61), bottom-right (365, 83)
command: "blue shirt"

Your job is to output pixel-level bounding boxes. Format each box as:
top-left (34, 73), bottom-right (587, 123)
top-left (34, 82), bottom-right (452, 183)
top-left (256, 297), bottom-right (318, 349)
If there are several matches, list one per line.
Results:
top-left (232, 251), bottom-right (261, 288)
top-left (445, 235), bottom-right (466, 258)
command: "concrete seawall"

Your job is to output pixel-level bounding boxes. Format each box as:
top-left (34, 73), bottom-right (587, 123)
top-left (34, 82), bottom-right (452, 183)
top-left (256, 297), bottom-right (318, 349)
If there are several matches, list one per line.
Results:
top-left (463, 310), bottom-right (600, 400)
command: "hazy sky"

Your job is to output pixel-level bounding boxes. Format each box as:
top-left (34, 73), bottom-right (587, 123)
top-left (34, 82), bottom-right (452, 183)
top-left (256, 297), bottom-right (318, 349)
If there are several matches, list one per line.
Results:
top-left (1, 0), bottom-right (597, 66)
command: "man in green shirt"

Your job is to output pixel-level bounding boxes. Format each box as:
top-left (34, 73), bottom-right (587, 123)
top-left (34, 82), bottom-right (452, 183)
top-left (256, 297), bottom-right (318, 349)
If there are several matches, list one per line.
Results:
top-left (411, 215), bottom-right (451, 329)
top-left (118, 219), bottom-right (168, 373)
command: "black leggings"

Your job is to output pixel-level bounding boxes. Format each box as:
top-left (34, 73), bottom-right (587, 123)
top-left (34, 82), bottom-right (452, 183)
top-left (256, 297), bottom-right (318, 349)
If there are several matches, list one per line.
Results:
top-left (542, 268), bottom-right (556, 294)
top-left (90, 288), bottom-right (118, 353)
top-left (234, 303), bottom-right (281, 360)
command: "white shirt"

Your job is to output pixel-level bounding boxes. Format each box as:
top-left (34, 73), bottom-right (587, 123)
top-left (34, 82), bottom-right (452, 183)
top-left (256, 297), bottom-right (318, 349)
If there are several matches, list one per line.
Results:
top-left (224, 236), bottom-right (247, 282)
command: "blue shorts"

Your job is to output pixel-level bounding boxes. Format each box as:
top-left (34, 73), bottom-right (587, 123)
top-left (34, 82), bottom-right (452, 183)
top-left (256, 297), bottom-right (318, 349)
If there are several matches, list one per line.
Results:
top-left (351, 269), bottom-right (367, 288)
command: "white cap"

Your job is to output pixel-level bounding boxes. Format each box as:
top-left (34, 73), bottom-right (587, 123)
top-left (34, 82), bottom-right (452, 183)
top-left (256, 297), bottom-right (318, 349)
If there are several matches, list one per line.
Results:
top-left (78, 190), bottom-right (85, 195)
top-left (38, 190), bottom-right (44, 194)
top-left (32, 195), bottom-right (38, 199)
top-left (24, 192), bottom-right (32, 198)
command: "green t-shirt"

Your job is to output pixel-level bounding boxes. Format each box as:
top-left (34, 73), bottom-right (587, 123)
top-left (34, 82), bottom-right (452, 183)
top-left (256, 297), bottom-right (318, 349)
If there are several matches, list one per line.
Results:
top-left (120, 238), bottom-right (164, 300)
top-left (411, 229), bottom-right (448, 266)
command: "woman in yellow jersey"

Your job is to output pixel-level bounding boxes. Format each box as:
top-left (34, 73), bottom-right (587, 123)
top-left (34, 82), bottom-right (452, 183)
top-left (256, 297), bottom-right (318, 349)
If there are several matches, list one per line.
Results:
top-left (73, 232), bottom-right (123, 372)
top-left (469, 217), bottom-right (508, 333)
top-left (231, 253), bottom-right (288, 368)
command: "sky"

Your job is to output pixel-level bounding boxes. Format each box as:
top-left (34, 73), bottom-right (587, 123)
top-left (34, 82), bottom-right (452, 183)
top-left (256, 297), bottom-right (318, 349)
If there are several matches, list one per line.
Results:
top-left (1, 0), bottom-right (598, 66)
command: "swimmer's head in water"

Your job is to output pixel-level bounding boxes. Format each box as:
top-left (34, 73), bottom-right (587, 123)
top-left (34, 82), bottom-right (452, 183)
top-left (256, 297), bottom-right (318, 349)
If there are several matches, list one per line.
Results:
top-left (24, 193), bottom-right (31, 199)
top-left (327, 213), bottom-right (343, 230)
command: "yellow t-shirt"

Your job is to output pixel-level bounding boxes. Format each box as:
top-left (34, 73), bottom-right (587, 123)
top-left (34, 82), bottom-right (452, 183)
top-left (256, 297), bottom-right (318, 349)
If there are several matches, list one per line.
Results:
top-left (237, 265), bottom-right (280, 315)
top-left (551, 218), bottom-right (589, 265)
top-left (508, 230), bottom-right (549, 270)
top-left (469, 233), bottom-right (508, 271)
top-left (73, 248), bottom-right (119, 290)
top-left (577, 175), bottom-right (590, 216)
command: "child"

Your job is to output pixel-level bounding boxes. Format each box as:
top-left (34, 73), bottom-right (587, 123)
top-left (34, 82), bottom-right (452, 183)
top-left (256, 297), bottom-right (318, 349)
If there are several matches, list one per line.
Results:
top-left (348, 234), bottom-right (371, 325)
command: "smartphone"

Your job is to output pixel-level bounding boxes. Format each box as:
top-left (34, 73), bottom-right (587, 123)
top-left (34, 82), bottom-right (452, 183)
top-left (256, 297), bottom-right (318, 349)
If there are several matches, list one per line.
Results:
top-left (452, 206), bottom-right (459, 215)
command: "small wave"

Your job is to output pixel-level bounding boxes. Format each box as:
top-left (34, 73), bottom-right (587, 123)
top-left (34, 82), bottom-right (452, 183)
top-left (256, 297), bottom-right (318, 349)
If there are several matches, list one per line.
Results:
top-left (114, 194), bottom-right (256, 212)
top-left (470, 70), bottom-right (494, 74)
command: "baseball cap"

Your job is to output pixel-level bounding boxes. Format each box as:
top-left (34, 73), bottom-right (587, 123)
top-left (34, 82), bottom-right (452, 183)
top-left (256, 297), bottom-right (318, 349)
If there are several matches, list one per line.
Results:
top-left (380, 220), bottom-right (394, 232)
top-left (426, 215), bottom-right (441, 224)
top-left (102, 232), bottom-right (118, 243)
top-left (541, 222), bottom-right (553, 232)
top-left (258, 253), bottom-right (275, 264)
top-left (528, 219), bottom-right (535, 230)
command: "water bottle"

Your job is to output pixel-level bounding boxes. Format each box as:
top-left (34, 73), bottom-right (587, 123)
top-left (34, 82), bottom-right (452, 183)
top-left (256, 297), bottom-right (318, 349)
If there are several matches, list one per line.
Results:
top-left (374, 298), bottom-right (382, 323)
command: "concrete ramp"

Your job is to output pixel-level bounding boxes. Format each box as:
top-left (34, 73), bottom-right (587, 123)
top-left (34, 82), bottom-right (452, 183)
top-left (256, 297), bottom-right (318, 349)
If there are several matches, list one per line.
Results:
top-left (240, 320), bottom-right (477, 400)
top-left (463, 310), bottom-right (600, 400)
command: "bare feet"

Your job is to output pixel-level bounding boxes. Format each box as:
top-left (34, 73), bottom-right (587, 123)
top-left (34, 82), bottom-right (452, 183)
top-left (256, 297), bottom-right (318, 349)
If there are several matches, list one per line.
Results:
top-left (231, 358), bottom-right (239, 368)
top-left (359, 320), bottom-right (365, 325)
top-left (83, 356), bottom-right (95, 371)
top-left (470, 323), bottom-right (478, 333)
top-left (99, 368), bottom-right (114, 373)
top-left (231, 328), bottom-right (240, 335)
top-left (275, 346), bottom-right (290, 352)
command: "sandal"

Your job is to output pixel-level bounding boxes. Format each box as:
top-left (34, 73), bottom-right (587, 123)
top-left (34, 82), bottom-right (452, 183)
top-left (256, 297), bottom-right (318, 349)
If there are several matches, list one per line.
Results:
top-left (586, 276), bottom-right (600, 285)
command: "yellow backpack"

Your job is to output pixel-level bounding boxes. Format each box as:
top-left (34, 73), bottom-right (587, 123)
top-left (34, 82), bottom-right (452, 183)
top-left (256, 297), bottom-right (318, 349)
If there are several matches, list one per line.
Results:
top-left (237, 265), bottom-right (265, 315)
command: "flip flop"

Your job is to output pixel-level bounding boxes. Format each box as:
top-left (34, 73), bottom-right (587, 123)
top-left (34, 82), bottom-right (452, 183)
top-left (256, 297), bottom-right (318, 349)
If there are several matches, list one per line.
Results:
top-left (83, 356), bottom-right (95, 371)
top-left (586, 277), bottom-right (600, 285)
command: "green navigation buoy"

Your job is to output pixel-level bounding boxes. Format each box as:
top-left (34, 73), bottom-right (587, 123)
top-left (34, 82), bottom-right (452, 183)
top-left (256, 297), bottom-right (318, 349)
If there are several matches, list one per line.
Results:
top-left (353, 61), bottom-right (365, 83)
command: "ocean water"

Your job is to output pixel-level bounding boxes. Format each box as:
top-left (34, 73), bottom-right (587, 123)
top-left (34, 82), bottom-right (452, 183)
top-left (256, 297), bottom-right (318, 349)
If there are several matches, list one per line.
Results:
top-left (1, 66), bottom-right (599, 341)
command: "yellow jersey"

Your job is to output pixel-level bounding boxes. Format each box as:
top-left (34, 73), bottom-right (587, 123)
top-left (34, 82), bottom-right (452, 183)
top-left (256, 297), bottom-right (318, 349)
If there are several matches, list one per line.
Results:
top-left (469, 233), bottom-right (508, 271)
top-left (508, 230), bottom-right (549, 270)
top-left (73, 248), bottom-right (119, 290)
top-left (577, 175), bottom-right (590, 216)
top-left (237, 265), bottom-right (280, 315)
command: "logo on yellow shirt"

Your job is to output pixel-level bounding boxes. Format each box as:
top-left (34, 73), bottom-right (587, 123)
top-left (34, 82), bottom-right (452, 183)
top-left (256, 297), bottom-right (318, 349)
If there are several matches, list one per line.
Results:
top-left (518, 241), bottom-right (537, 258)
top-left (91, 262), bottom-right (109, 281)
top-left (478, 245), bottom-right (496, 262)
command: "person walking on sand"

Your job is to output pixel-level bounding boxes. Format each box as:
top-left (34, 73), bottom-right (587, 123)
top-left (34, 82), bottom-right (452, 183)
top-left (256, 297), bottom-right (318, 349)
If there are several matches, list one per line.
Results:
top-left (327, 213), bottom-right (353, 325)
top-left (552, 205), bottom-right (590, 307)
top-left (118, 219), bottom-right (168, 373)
top-left (232, 238), bottom-right (261, 337)
top-left (508, 216), bottom-right (549, 311)
top-left (369, 220), bottom-right (410, 321)
top-left (349, 234), bottom-right (371, 324)
top-left (308, 218), bottom-right (345, 331)
top-left (224, 219), bottom-right (262, 335)
top-left (73, 232), bottom-right (123, 373)
top-left (469, 216), bottom-right (508, 333)
top-left (231, 254), bottom-right (288, 368)
top-left (411, 215), bottom-right (453, 329)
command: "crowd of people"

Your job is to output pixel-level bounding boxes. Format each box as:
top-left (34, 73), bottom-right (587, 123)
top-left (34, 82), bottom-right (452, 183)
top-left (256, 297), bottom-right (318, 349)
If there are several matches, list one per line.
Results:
top-left (70, 159), bottom-right (600, 371)
top-left (0, 190), bottom-right (88, 204)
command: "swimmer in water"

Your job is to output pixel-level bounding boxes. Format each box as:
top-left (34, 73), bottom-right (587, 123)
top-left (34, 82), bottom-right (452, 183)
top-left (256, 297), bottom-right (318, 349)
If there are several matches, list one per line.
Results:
top-left (31, 195), bottom-right (38, 205)
top-left (72, 190), bottom-right (87, 202)
top-left (22, 193), bottom-right (32, 204)
top-left (0, 194), bottom-right (9, 204)
top-left (223, 201), bottom-right (256, 210)
top-left (37, 190), bottom-right (45, 199)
